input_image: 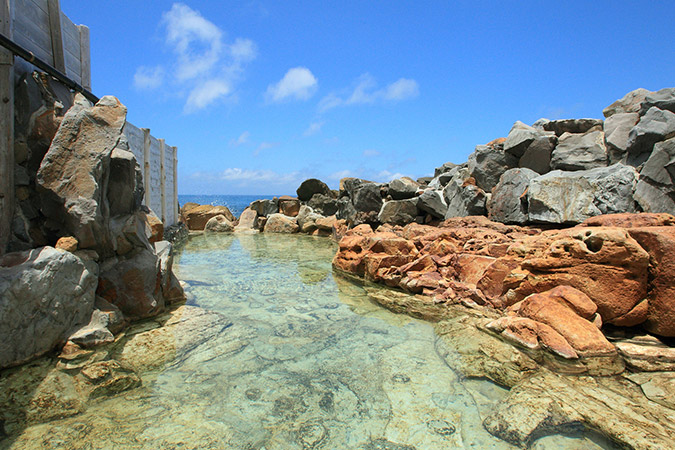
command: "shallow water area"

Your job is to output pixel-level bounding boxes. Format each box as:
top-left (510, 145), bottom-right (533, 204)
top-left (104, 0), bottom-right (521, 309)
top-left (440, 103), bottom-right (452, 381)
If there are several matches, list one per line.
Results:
top-left (1, 233), bottom-right (620, 449)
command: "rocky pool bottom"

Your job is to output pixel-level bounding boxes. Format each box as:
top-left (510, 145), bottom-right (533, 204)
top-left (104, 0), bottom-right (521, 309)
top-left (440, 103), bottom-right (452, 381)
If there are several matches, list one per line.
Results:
top-left (0, 233), bottom-right (672, 449)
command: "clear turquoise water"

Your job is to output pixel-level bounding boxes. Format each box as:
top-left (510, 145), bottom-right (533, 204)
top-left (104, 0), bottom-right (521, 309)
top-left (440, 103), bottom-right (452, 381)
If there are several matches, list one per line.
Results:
top-left (1, 233), bottom-right (619, 449)
top-left (179, 194), bottom-right (278, 218)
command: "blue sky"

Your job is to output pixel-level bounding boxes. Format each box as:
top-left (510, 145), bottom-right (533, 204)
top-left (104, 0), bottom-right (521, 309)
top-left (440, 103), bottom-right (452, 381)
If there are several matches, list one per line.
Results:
top-left (60, 1), bottom-right (675, 195)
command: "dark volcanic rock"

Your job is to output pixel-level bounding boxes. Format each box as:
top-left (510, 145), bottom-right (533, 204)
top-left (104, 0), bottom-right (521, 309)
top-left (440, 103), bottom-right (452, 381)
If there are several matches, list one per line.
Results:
top-left (417, 189), bottom-right (447, 219)
top-left (388, 177), bottom-right (420, 200)
top-left (626, 107), bottom-right (675, 166)
top-left (378, 199), bottom-right (418, 226)
top-left (307, 193), bottom-right (339, 216)
top-left (604, 112), bottom-right (640, 164)
top-left (634, 137), bottom-right (675, 213)
top-left (467, 144), bottom-right (518, 192)
top-left (550, 130), bottom-right (608, 171)
top-left (540, 118), bottom-right (604, 136)
top-left (640, 87), bottom-right (675, 115)
top-left (518, 135), bottom-right (555, 174)
top-left (603, 88), bottom-right (651, 118)
top-left (296, 178), bottom-right (332, 202)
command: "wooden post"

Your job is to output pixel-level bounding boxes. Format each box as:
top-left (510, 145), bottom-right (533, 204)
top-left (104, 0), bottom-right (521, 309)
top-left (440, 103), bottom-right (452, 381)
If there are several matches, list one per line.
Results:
top-left (46, 0), bottom-right (65, 73)
top-left (142, 128), bottom-right (151, 208)
top-left (0, 0), bottom-right (14, 255)
top-left (173, 146), bottom-right (178, 226)
top-left (159, 138), bottom-right (166, 223)
top-left (78, 25), bottom-right (90, 90)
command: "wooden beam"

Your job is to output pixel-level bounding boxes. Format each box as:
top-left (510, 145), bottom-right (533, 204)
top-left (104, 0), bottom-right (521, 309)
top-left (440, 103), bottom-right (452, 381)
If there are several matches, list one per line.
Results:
top-left (142, 128), bottom-right (151, 208)
top-left (78, 24), bottom-right (90, 90)
top-left (159, 138), bottom-right (166, 223)
top-left (0, 0), bottom-right (14, 255)
top-left (46, 0), bottom-right (65, 72)
top-left (173, 147), bottom-right (178, 225)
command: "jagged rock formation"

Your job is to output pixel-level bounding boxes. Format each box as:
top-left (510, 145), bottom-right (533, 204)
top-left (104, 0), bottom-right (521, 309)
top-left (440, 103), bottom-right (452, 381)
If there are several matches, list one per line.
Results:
top-left (0, 72), bottom-right (185, 369)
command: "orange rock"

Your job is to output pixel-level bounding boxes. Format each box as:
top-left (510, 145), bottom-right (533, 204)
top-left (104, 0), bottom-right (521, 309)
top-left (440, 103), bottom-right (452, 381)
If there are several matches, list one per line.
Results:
top-left (145, 212), bottom-right (164, 243)
top-left (487, 316), bottom-right (579, 359)
top-left (628, 227), bottom-right (675, 336)
top-left (581, 213), bottom-right (675, 228)
top-left (504, 227), bottom-right (649, 324)
top-left (278, 196), bottom-right (300, 217)
top-left (511, 287), bottom-right (615, 356)
top-left (182, 205), bottom-right (235, 230)
top-left (55, 236), bottom-right (78, 252)
top-left (487, 137), bottom-right (507, 148)
top-left (453, 254), bottom-right (496, 286)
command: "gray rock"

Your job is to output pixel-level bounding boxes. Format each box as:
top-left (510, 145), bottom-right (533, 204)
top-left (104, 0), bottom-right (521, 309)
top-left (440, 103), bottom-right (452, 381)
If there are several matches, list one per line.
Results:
top-left (388, 177), bottom-right (420, 200)
top-left (416, 176), bottom-right (433, 186)
top-left (540, 118), bottom-right (604, 136)
top-left (550, 130), bottom-right (608, 171)
top-left (307, 193), bottom-right (339, 216)
top-left (37, 95), bottom-right (128, 257)
top-left (487, 168), bottom-right (539, 224)
top-left (428, 171), bottom-right (455, 189)
top-left (519, 135), bottom-right (555, 174)
top-left (154, 240), bottom-right (184, 305)
top-left (378, 199), bottom-right (418, 226)
top-left (603, 88), bottom-right (652, 118)
top-left (107, 146), bottom-right (143, 216)
top-left (417, 189), bottom-right (447, 219)
top-left (249, 198), bottom-right (278, 217)
top-left (633, 137), bottom-right (675, 213)
top-left (504, 121), bottom-right (541, 158)
top-left (68, 310), bottom-right (115, 348)
top-left (467, 144), bottom-right (518, 192)
top-left (339, 177), bottom-right (372, 198)
top-left (296, 205), bottom-right (323, 229)
top-left (528, 164), bottom-right (639, 224)
top-left (443, 168), bottom-right (487, 218)
top-left (352, 182), bottom-right (384, 213)
top-left (204, 215), bottom-right (234, 232)
top-left (0, 247), bottom-right (97, 368)
top-left (640, 87), bottom-right (675, 115)
top-left (434, 161), bottom-right (458, 177)
top-left (263, 213), bottom-right (300, 233)
top-left (97, 248), bottom-right (164, 320)
top-left (604, 112), bottom-right (639, 164)
top-left (626, 107), bottom-right (675, 166)
top-left (336, 198), bottom-right (357, 223)
top-left (296, 178), bottom-right (332, 202)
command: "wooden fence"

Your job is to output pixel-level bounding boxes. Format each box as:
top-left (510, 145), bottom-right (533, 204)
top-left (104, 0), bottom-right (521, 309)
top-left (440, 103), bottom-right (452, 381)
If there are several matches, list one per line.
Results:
top-left (0, 0), bottom-right (179, 254)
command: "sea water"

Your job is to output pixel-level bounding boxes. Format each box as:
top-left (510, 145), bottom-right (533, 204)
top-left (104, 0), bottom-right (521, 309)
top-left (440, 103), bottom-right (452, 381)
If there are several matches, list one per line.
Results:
top-left (1, 233), bottom-right (620, 449)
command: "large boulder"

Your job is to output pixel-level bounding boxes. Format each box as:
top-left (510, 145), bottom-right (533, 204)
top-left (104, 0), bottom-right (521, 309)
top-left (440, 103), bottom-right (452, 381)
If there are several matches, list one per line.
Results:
top-left (487, 168), bottom-right (539, 224)
top-left (502, 227), bottom-right (650, 325)
top-left (504, 121), bottom-right (543, 158)
top-left (604, 112), bottom-right (640, 164)
top-left (235, 207), bottom-right (258, 231)
top-left (434, 161), bottom-right (458, 177)
top-left (97, 248), bottom-right (164, 320)
top-left (442, 169), bottom-right (487, 218)
top-left (36, 95), bottom-right (127, 255)
top-left (107, 146), bottom-right (144, 217)
top-left (378, 199), bottom-right (418, 226)
top-left (0, 247), bottom-right (97, 368)
top-left (634, 137), bottom-right (675, 213)
top-left (277, 196), bottom-right (300, 217)
top-left (417, 189), bottom-right (447, 219)
top-left (550, 130), bottom-right (608, 171)
top-left (182, 205), bottom-right (235, 230)
top-left (307, 193), bottom-right (339, 216)
top-left (467, 144), bottom-right (518, 192)
top-left (518, 135), bottom-right (555, 174)
top-left (296, 178), bottom-right (331, 201)
top-left (249, 198), bottom-right (278, 217)
top-left (603, 88), bottom-right (652, 118)
top-left (388, 177), bottom-right (420, 200)
top-left (640, 87), bottom-right (675, 115)
top-left (204, 215), bottom-right (234, 232)
top-left (625, 107), bottom-right (675, 165)
top-left (527, 164), bottom-right (638, 224)
top-left (263, 214), bottom-right (299, 233)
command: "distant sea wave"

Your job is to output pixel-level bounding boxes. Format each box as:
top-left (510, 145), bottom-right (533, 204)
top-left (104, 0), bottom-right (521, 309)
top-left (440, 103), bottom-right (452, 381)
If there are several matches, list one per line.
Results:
top-left (178, 194), bottom-right (278, 218)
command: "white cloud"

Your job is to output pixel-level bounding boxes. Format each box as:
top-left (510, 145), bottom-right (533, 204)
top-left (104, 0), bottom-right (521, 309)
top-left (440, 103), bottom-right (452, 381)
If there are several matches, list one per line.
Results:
top-left (230, 131), bottom-right (250, 147)
top-left (134, 3), bottom-right (257, 113)
top-left (319, 73), bottom-right (419, 112)
top-left (192, 168), bottom-right (303, 187)
top-left (163, 3), bottom-right (223, 81)
top-left (133, 66), bottom-right (164, 90)
top-left (184, 79), bottom-right (232, 113)
top-left (382, 78), bottom-right (419, 101)
top-left (362, 149), bottom-right (381, 157)
top-left (303, 121), bottom-right (324, 137)
top-left (328, 169), bottom-right (354, 180)
top-left (266, 67), bottom-right (318, 102)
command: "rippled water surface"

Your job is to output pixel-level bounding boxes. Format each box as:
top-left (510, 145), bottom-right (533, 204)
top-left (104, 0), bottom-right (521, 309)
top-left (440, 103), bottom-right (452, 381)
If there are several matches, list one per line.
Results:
top-left (2, 233), bottom-right (619, 449)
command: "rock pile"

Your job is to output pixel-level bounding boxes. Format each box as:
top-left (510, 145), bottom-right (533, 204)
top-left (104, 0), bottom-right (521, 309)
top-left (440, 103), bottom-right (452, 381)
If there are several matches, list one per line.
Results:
top-left (0, 71), bottom-right (185, 369)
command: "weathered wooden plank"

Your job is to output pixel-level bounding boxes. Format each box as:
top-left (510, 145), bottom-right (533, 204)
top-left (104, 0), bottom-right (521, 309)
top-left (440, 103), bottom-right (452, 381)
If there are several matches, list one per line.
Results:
top-left (12, 32), bottom-right (52, 63)
top-left (159, 139), bottom-right (166, 222)
top-left (78, 25), bottom-right (90, 90)
top-left (62, 31), bottom-right (79, 59)
top-left (63, 49), bottom-right (81, 82)
top-left (46, 0), bottom-right (65, 71)
top-left (29, 0), bottom-right (48, 15)
top-left (142, 128), bottom-right (151, 208)
top-left (13, 9), bottom-right (52, 56)
top-left (122, 122), bottom-right (144, 165)
top-left (14, 0), bottom-right (48, 28)
top-left (1, 0), bottom-right (14, 254)
top-left (59, 10), bottom-right (77, 40)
